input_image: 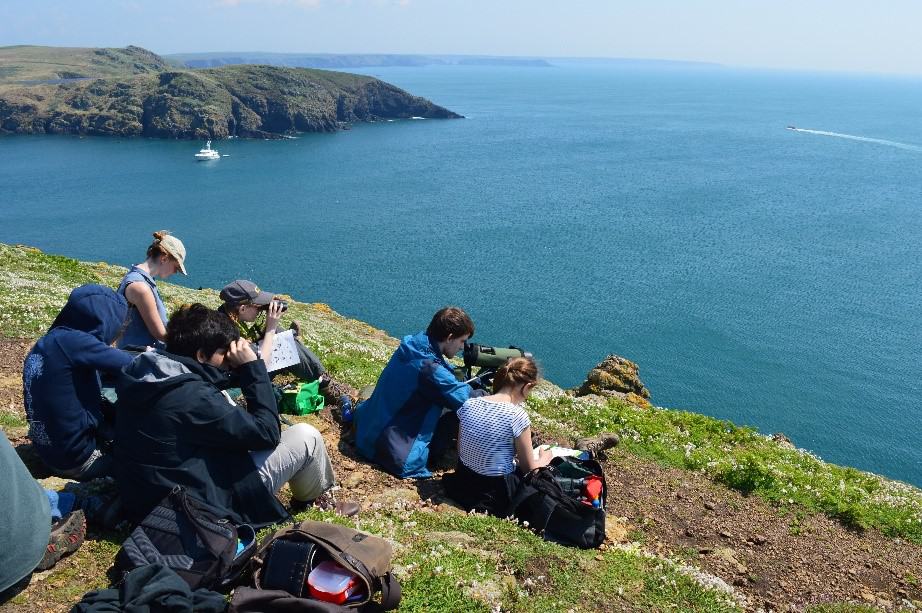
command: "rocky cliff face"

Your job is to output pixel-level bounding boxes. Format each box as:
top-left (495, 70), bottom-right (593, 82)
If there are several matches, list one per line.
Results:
top-left (0, 52), bottom-right (461, 139)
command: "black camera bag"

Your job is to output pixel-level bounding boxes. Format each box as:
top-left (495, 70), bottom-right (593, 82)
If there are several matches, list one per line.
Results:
top-left (511, 456), bottom-right (608, 549)
top-left (115, 486), bottom-right (256, 591)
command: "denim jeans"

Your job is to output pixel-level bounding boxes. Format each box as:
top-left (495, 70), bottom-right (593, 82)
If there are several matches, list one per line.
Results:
top-left (250, 423), bottom-right (335, 503)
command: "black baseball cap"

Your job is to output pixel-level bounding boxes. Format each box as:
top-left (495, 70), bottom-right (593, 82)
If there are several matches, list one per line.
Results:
top-left (219, 280), bottom-right (274, 307)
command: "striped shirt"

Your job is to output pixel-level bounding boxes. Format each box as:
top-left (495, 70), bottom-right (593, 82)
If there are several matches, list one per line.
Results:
top-left (457, 396), bottom-right (531, 476)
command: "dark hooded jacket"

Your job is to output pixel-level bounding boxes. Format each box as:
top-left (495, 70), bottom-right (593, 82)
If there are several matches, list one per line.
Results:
top-left (114, 349), bottom-right (288, 528)
top-left (22, 284), bottom-right (132, 472)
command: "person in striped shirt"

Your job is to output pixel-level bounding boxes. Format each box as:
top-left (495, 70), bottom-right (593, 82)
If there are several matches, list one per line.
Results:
top-left (444, 356), bottom-right (552, 515)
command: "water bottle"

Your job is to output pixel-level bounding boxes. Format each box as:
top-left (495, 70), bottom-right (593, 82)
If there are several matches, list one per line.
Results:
top-left (340, 396), bottom-right (354, 423)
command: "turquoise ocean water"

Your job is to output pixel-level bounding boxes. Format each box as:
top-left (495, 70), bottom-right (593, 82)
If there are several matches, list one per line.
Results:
top-left (1, 64), bottom-right (921, 486)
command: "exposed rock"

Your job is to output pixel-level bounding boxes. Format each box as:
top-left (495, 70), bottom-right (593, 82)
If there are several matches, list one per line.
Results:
top-left (574, 354), bottom-right (651, 406)
top-left (771, 432), bottom-right (796, 449)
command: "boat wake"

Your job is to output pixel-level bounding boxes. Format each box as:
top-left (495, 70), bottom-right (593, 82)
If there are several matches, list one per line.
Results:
top-left (788, 127), bottom-right (922, 152)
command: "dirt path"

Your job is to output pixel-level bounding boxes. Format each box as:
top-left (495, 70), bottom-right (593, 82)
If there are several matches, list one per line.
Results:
top-left (602, 452), bottom-right (921, 610)
top-left (2, 338), bottom-right (921, 611)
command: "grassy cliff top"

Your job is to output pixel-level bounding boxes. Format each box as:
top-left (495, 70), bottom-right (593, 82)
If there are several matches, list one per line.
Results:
top-left (1, 241), bottom-right (921, 611)
top-left (0, 45), bottom-right (169, 84)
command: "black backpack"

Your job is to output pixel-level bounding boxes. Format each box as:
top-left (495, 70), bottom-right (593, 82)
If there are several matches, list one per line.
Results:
top-left (511, 456), bottom-right (608, 549)
top-left (115, 486), bottom-right (257, 591)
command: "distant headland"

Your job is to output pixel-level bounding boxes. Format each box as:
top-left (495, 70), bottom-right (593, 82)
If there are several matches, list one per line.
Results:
top-left (0, 45), bottom-right (461, 139)
top-left (168, 51), bottom-right (554, 69)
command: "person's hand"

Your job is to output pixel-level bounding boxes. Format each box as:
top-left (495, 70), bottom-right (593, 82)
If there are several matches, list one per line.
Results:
top-left (265, 299), bottom-right (284, 331)
top-left (536, 447), bottom-right (554, 468)
top-left (225, 338), bottom-right (258, 369)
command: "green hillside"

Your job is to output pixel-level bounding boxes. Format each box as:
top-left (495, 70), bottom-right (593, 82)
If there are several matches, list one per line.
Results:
top-left (0, 45), bottom-right (168, 83)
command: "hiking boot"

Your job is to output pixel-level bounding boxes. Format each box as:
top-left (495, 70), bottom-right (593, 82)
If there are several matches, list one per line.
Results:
top-left (323, 378), bottom-right (357, 401)
top-left (37, 510), bottom-right (86, 571)
top-left (321, 378), bottom-right (359, 422)
top-left (575, 432), bottom-right (620, 459)
top-left (313, 489), bottom-right (361, 518)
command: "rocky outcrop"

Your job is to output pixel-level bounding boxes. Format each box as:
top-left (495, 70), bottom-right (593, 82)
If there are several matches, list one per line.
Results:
top-left (574, 354), bottom-right (651, 407)
top-left (0, 50), bottom-right (461, 139)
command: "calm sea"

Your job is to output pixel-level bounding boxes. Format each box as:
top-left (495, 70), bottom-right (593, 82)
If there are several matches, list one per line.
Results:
top-left (2, 64), bottom-right (921, 486)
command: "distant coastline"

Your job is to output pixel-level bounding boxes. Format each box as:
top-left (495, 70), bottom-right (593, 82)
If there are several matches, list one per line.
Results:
top-left (166, 51), bottom-right (723, 71)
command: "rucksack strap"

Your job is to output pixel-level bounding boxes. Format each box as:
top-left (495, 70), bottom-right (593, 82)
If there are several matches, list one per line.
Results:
top-left (378, 572), bottom-right (401, 611)
top-left (508, 469), bottom-right (566, 534)
top-left (340, 552), bottom-right (401, 609)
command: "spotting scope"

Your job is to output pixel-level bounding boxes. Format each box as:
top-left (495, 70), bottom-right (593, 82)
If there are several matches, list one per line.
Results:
top-left (463, 343), bottom-right (532, 369)
top-left (460, 342), bottom-right (533, 386)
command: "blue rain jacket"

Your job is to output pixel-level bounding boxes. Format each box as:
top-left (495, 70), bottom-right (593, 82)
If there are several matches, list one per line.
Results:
top-left (22, 284), bottom-right (132, 471)
top-left (354, 331), bottom-right (473, 478)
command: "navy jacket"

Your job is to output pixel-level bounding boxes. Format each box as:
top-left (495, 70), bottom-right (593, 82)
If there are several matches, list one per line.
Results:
top-left (354, 331), bottom-right (474, 478)
top-left (114, 350), bottom-right (289, 528)
top-left (22, 284), bottom-right (132, 471)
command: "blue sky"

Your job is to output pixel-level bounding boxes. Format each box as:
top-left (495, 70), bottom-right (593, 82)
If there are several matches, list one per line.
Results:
top-left (2, 0), bottom-right (921, 75)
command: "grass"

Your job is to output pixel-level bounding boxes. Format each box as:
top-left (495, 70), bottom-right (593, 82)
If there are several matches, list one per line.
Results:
top-left (2, 241), bottom-right (921, 610)
top-left (0, 45), bottom-right (166, 85)
top-left (528, 393), bottom-right (922, 544)
top-left (289, 505), bottom-right (741, 613)
top-left (0, 410), bottom-right (27, 428)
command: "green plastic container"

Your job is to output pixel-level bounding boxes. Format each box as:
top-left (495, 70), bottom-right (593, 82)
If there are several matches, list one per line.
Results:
top-left (279, 380), bottom-right (325, 416)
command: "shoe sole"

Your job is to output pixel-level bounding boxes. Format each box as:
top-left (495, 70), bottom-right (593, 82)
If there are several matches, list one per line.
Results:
top-left (37, 510), bottom-right (86, 571)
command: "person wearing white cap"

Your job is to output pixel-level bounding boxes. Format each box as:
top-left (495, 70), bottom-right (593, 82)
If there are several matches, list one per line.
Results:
top-left (116, 230), bottom-right (187, 349)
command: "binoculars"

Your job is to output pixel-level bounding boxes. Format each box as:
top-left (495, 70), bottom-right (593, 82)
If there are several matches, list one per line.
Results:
top-left (463, 343), bottom-right (532, 369)
top-left (258, 299), bottom-right (288, 313)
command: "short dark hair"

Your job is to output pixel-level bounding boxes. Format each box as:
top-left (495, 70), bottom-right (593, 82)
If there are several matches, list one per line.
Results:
top-left (166, 303), bottom-right (239, 359)
top-left (425, 306), bottom-right (474, 342)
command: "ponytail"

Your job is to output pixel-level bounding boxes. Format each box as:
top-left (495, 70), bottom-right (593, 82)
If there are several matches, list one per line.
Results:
top-left (146, 230), bottom-right (172, 259)
top-left (492, 356), bottom-right (539, 393)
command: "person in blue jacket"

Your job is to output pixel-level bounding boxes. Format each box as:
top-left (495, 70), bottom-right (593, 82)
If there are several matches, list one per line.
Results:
top-left (22, 284), bottom-right (133, 479)
top-left (354, 306), bottom-right (481, 478)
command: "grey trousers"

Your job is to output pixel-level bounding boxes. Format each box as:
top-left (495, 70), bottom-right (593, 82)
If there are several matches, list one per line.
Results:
top-left (287, 341), bottom-right (326, 382)
top-left (250, 423), bottom-right (335, 502)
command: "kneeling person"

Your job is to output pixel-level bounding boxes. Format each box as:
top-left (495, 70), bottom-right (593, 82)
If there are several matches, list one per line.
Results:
top-left (115, 304), bottom-right (354, 528)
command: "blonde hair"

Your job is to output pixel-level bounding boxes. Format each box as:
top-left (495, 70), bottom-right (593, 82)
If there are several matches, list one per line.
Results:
top-left (493, 356), bottom-right (539, 392)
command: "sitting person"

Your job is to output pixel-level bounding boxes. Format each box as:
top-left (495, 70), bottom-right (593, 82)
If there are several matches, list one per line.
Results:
top-left (354, 306), bottom-right (482, 478)
top-left (444, 357), bottom-right (617, 548)
top-left (117, 230), bottom-right (187, 349)
top-left (22, 284), bottom-right (133, 479)
top-left (218, 279), bottom-right (353, 407)
top-left (442, 356), bottom-right (551, 516)
top-left (114, 304), bottom-right (357, 528)
top-left (1, 431), bottom-right (86, 604)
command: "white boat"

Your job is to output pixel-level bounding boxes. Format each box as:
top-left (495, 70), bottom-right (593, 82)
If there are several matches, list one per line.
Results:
top-left (194, 140), bottom-right (220, 161)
